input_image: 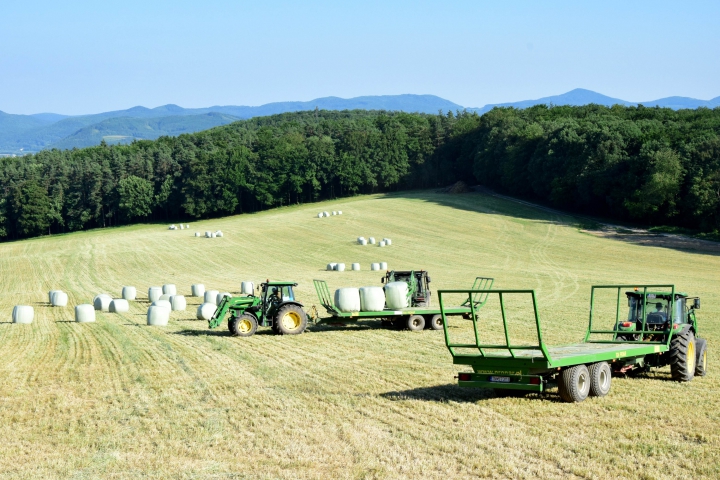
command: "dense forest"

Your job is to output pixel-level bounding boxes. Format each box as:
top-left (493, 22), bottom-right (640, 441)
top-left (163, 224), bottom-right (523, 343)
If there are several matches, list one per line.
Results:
top-left (0, 105), bottom-right (719, 241)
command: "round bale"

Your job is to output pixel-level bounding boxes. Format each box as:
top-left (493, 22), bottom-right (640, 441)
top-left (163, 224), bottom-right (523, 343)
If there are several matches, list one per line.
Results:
top-left (75, 304), bottom-right (96, 323)
top-left (148, 287), bottom-right (163, 303)
top-left (327, 263), bottom-right (337, 271)
top-left (12, 306), bottom-right (34, 324)
top-left (197, 303), bottom-right (217, 320)
top-left (170, 295), bottom-right (186, 311)
top-left (191, 284), bottom-right (205, 297)
top-left (122, 286), bottom-right (137, 301)
top-left (93, 294), bottom-right (112, 312)
top-left (335, 263), bottom-right (346, 272)
top-left (48, 290), bottom-right (62, 303)
top-left (204, 290), bottom-right (219, 305)
top-left (147, 306), bottom-right (170, 326)
top-left (318, 213), bottom-right (323, 218)
top-left (371, 263), bottom-right (380, 271)
top-left (369, 237), bottom-right (376, 244)
top-left (195, 232), bottom-right (201, 237)
top-left (109, 299), bottom-right (130, 313)
top-left (241, 282), bottom-right (254, 295)
top-left (378, 241), bottom-right (386, 247)
top-left (216, 231), bottom-right (224, 238)
top-left (352, 263), bottom-right (360, 271)
top-left (380, 262), bottom-right (388, 270)
top-left (338, 211), bottom-right (342, 215)
top-left (51, 291), bottom-right (68, 307)
top-left (159, 294), bottom-right (172, 302)
top-left (216, 292), bottom-right (232, 304)
top-left (151, 299), bottom-right (171, 310)
top-left (162, 284), bottom-right (177, 295)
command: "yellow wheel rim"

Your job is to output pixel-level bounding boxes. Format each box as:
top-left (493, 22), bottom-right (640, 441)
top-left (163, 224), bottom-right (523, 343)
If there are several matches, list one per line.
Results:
top-left (702, 350), bottom-right (707, 370)
top-left (687, 341), bottom-right (695, 373)
top-left (281, 311), bottom-right (301, 331)
top-left (238, 319), bottom-right (253, 333)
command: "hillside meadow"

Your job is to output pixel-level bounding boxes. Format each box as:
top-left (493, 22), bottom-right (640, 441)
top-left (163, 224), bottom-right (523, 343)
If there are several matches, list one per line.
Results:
top-left (0, 190), bottom-right (718, 478)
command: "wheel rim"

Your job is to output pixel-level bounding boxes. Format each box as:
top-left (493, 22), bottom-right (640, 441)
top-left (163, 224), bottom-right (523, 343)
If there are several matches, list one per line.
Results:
top-left (238, 319), bottom-right (252, 333)
top-left (599, 369), bottom-right (609, 390)
top-left (702, 350), bottom-right (707, 370)
top-left (281, 311), bottom-right (301, 330)
top-left (412, 318), bottom-right (422, 328)
top-left (687, 341), bottom-right (696, 373)
top-left (577, 371), bottom-right (588, 393)
top-left (433, 317), bottom-right (442, 327)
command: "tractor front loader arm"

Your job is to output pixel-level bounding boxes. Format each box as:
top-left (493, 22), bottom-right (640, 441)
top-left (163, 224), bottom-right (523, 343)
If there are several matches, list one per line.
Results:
top-left (208, 296), bottom-right (232, 329)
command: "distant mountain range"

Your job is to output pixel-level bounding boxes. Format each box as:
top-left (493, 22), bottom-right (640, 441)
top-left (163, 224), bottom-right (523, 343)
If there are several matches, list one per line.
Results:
top-left (1, 90), bottom-right (717, 153)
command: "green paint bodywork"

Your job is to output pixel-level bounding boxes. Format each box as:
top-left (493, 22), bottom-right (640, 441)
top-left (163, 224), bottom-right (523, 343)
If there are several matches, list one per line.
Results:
top-left (439, 285), bottom-right (702, 392)
top-left (208, 281), bottom-right (301, 329)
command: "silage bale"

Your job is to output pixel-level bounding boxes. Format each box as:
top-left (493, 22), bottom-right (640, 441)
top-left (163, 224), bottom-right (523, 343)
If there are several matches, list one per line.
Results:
top-left (12, 306), bottom-right (34, 324)
top-left (241, 281), bottom-right (254, 295)
top-left (51, 291), bottom-right (68, 307)
top-left (152, 299), bottom-right (171, 310)
top-left (48, 290), bottom-right (62, 303)
top-left (332, 211), bottom-right (337, 215)
top-left (335, 263), bottom-right (346, 272)
top-left (159, 294), bottom-right (172, 302)
top-left (378, 241), bottom-right (386, 247)
top-left (323, 211), bottom-right (330, 217)
top-left (122, 286), bottom-right (137, 301)
top-left (384, 281), bottom-right (409, 309)
top-left (205, 231), bottom-right (212, 238)
top-left (360, 287), bottom-right (385, 312)
top-left (216, 292), bottom-right (232, 304)
top-left (195, 232), bottom-right (201, 237)
top-left (380, 262), bottom-right (388, 270)
top-left (326, 263), bottom-right (337, 271)
top-left (180, 224), bottom-right (185, 230)
top-left (109, 299), bottom-right (129, 313)
top-left (191, 284), bottom-right (205, 297)
top-left (170, 295), bottom-right (186, 311)
top-left (384, 238), bottom-right (392, 246)
top-left (197, 303), bottom-right (217, 320)
top-left (338, 211), bottom-right (342, 215)
top-left (162, 284), bottom-right (177, 295)
top-left (147, 306), bottom-right (170, 326)
top-left (204, 290), bottom-right (219, 305)
top-left (186, 224), bottom-right (190, 228)
top-left (357, 236), bottom-right (365, 244)
top-left (93, 294), bottom-right (112, 312)
top-left (318, 213), bottom-right (323, 218)
top-left (369, 237), bottom-right (376, 245)
top-left (148, 287), bottom-right (163, 303)
top-left (216, 231), bottom-right (223, 238)
top-left (211, 232), bottom-right (217, 238)
top-left (370, 263), bottom-right (380, 271)
top-left (351, 263), bottom-right (360, 271)
top-left (169, 225), bottom-right (176, 230)
top-left (75, 304), bottom-right (96, 323)
top-left (334, 288), bottom-right (360, 313)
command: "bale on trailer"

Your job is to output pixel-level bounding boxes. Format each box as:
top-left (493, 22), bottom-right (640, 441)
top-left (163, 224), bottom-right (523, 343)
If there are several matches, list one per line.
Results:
top-left (360, 287), bottom-right (385, 311)
top-left (51, 291), bottom-right (68, 307)
top-left (109, 299), bottom-right (130, 313)
top-left (197, 303), bottom-right (217, 320)
top-left (204, 290), bottom-right (219, 305)
top-left (12, 306), bottom-right (33, 324)
top-left (75, 304), bottom-right (96, 323)
top-left (148, 287), bottom-right (162, 303)
top-left (93, 294), bottom-right (112, 312)
top-left (170, 295), bottom-right (186, 311)
top-left (191, 284), bottom-right (205, 297)
top-left (384, 282), bottom-right (409, 309)
top-left (335, 288), bottom-right (360, 313)
top-left (122, 286), bottom-right (137, 300)
top-left (147, 306), bottom-right (170, 326)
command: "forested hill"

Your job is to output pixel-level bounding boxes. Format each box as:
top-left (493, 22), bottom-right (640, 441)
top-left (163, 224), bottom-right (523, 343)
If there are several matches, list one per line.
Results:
top-left (0, 105), bottom-right (719, 242)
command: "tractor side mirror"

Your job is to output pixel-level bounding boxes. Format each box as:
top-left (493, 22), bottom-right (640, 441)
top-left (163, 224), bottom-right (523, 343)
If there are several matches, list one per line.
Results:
top-left (427, 277), bottom-right (432, 283)
top-left (694, 298), bottom-right (701, 309)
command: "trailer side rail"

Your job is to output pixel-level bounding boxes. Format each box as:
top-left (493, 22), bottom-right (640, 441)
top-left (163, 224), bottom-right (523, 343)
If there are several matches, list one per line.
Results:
top-left (313, 279), bottom-right (341, 315)
top-left (439, 289), bottom-right (552, 363)
top-left (461, 277), bottom-right (495, 308)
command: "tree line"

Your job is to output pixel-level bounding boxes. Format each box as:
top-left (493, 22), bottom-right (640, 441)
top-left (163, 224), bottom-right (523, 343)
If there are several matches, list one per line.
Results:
top-left (0, 105), bottom-right (719, 241)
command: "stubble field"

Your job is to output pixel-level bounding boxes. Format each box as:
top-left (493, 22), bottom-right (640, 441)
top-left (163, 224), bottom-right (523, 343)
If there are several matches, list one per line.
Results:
top-left (0, 191), bottom-right (718, 479)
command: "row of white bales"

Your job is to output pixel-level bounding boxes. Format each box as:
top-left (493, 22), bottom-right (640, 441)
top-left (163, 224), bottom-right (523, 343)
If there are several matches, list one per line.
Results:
top-left (10, 282), bottom-right (254, 327)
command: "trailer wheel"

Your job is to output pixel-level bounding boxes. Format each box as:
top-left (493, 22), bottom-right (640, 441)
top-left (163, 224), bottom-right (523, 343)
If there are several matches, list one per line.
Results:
top-left (588, 362), bottom-right (612, 397)
top-left (695, 338), bottom-right (707, 377)
top-left (229, 314), bottom-right (258, 337)
top-left (670, 330), bottom-right (696, 382)
top-left (406, 314), bottom-right (425, 331)
top-left (427, 314), bottom-right (443, 330)
top-left (275, 304), bottom-right (308, 335)
top-left (558, 365), bottom-right (591, 403)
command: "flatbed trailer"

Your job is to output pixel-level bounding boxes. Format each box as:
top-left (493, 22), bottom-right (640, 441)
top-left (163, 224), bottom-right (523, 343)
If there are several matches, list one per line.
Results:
top-left (439, 285), bottom-right (706, 402)
top-left (312, 277), bottom-right (493, 331)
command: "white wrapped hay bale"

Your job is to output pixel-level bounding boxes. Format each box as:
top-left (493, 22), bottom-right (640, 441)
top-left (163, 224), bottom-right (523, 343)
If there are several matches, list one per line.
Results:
top-left (334, 288), bottom-right (360, 313)
top-left (352, 263), bottom-right (360, 271)
top-left (122, 286), bottom-right (137, 301)
top-left (369, 237), bottom-right (376, 245)
top-left (195, 232), bottom-right (201, 237)
top-left (370, 263), bottom-right (380, 271)
top-left (360, 287), bottom-right (386, 312)
top-left (211, 232), bottom-right (217, 238)
top-left (216, 292), bottom-right (232, 304)
top-left (147, 306), bottom-right (170, 326)
top-left (326, 263), bottom-right (337, 271)
top-left (48, 290), bottom-right (62, 303)
top-left (384, 281), bottom-right (409, 309)
top-left (378, 241), bottom-right (386, 247)
top-left (332, 211), bottom-right (337, 215)
top-left (338, 211), bottom-right (342, 215)
top-left (359, 238), bottom-right (367, 245)
top-left (204, 290), bottom-right (219, 305)
top-left (205, 231), bottom-right (212, 238)
top-left (148, 287), bottom-right (162, 303)
top-left (380, 262), bottom-right (388, 270)
top-left (51, 291), bottom-right (68, 307)
top-left (180, 224), bottom-right (185, 230)
top-left (170, 295), bottom-right (186, 311)
top-left (109, 299), bottom-right (129, 313)
top-left (12, 306), bottom-right (34, 324)
top-left (169, 225), bottom-right (176, 230)
top-left (384, 238), bottom-right (392, 246)
top-left (191, 284), bottom-right (205, 297)
top-left (241, 281), bottom-right (254, 295)
top-left (152, 299), bottom-right (171, 310)
top-left (323, 211), bottom-right (330, 217)
top-left (335, 263), bottom-right (346, 272)
top-left (159, 294), bottom-right (172, 302)
top-left (93, 294), bottom-right (112, 312)
top-left (216, 231), bottom-right (224, 238)
top-left (197, 303), bottom-right (217, 320)
top-left (357, 236), bottom-right (365, 244)
top-left (75, 304), bottom-right (95, 323)
top-left (162, 284), bottom-right (177, 295)
top-left (186, 224), bottom-right (190, 229)
top-left (318, 212), bottom-right (323, 218)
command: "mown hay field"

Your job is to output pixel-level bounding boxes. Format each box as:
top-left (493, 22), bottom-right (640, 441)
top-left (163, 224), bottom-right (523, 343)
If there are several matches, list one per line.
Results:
top-left (0, 191), bottom-right (718, 479)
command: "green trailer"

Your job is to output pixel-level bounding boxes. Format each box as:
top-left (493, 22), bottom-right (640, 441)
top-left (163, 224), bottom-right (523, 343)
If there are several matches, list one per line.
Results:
top-left (312, 276), bottom-right (493, 331)
top-left (439, 285), bottom-right (707, 402)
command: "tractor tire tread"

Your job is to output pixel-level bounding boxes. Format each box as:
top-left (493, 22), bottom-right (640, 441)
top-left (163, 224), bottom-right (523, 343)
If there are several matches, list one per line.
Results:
top-left (670, 330), bottom-right (696, 382)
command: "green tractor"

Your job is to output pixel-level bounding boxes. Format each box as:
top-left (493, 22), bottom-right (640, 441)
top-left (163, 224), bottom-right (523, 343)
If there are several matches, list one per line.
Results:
top-left (615, 288), bottom-right (706, 379)
top-left (208, 281), bottom-right (309, 337)
top-left (381, 270), bottom-right (432, 307)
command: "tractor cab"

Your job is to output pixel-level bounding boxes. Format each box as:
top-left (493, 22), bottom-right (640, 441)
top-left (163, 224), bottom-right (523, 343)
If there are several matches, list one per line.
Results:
top-left (381, 270), bottom-right (432, 307)
top-left (260, 281), bottom-right (298, 317)
top-left (618, 289), bottom-right (700, 340)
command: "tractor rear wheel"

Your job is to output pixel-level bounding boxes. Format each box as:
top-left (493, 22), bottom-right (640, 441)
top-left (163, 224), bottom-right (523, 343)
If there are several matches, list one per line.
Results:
top-left (558, 364), bottom-right (591, 403)
top-left (406, 314), bottom-right (425, 331)
top-left (670, 330), bottom-right (696, 382)
top-left (588, 362), bottom-right (612, 397)
top-left (229, 314), bottom-right (258, 337)
top-left (275, 304), bottom-right (308, 335)
top-left (695, 338), bottom-right (707, 377)
top-left (427, 314), bottom-right (443, 331)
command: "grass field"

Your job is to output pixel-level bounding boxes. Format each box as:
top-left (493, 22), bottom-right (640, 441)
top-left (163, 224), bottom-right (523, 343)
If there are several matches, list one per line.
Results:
top-left (0, 190), bottom-right (718, 479)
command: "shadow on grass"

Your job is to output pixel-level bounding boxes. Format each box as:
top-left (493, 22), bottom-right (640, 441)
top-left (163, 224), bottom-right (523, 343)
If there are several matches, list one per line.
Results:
top-left (381, 383), bottom-right (560, 403)
top-left (173, 329), bottom-right (229, 337)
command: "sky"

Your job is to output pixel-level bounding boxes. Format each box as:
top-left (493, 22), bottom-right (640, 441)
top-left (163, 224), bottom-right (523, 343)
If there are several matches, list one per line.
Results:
top-left (1, 0), bottom-right (718, 115)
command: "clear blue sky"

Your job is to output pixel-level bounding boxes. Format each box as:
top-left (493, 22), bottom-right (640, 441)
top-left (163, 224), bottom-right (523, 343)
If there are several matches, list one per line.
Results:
top-left (2, 0), bottom-right (718, 115)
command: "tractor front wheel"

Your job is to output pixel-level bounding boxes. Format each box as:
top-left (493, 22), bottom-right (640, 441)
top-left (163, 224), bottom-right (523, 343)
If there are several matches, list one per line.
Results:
top-left (406, 315), bottom-right (425, 331)
top-left (275, 304), bottom-right (308, 335)
top-left (229, 314), bottom-right (258, 337)
top-left (588, 362), bottom-right (612, 397)
top-left (558, 364), bottom-right (591, 403)
top-left (427, 314), bottom-right (443, 331)
top-left (670, 330), bottom-right (696, 382)
top-left (695, 338), bottom-right (707, 377)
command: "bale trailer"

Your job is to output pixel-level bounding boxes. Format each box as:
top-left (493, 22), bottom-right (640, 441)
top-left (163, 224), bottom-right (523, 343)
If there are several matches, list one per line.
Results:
top-left (439, 285), bottom-right (707, 402)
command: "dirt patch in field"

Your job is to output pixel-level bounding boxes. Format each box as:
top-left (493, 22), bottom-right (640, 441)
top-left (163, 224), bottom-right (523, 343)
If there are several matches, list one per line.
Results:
top-left (582, 227), bottom-right (720, 255)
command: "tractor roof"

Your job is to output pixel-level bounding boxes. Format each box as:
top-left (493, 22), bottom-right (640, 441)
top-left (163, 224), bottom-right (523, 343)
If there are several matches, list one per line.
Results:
top-left (626, 291), bottom-right (688, 298)
top-left (265, 281), bottom-right (298, 286)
